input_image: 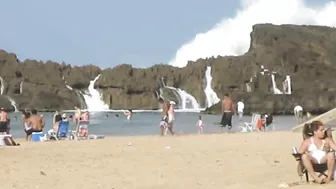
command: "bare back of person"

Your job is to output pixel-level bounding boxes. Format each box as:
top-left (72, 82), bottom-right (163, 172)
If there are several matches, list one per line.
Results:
top-left (220, 94), bottom-right (235, 131)
top-left (28, 110), bottom-right (45, 132)
top-left (222, 98), bottom-right (234, 113)
top-left (162, 102), bottom-right (169, 117)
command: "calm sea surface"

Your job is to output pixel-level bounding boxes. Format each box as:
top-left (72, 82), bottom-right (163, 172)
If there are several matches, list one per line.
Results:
top-left (6, 111), bottom-right (307, 139)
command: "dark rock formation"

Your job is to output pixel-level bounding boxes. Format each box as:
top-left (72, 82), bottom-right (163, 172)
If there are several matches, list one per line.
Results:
top-left (1, 24), bottom-right (336, 114)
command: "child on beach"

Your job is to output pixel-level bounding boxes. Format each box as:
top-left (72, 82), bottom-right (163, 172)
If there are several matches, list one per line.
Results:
top-left (159, 116), bottom-right (168, 136)
top-left (196, 116), bottom-right (204, 134)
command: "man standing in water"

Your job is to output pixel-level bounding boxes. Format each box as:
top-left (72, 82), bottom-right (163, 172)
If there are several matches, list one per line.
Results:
top-left (220, 93), bottom-right (235, 133)
top-left (28, 109), bottom-right (45, 133)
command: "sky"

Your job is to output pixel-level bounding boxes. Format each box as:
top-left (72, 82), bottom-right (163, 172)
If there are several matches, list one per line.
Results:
top-left (0, 0), bottom-right (329, 69)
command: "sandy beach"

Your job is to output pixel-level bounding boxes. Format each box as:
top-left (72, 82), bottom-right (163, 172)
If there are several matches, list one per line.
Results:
top-left (2, 132), bottom-right (336, 189)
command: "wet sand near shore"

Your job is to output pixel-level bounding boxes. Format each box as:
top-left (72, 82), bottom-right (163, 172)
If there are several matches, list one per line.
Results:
top-left (2, 132), bottom-right (336, 189)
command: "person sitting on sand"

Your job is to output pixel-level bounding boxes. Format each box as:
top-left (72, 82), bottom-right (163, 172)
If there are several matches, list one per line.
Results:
top-left (196, 115), bottom-right (204, 134)
top-left (297, 120), bottom-right (336, 184)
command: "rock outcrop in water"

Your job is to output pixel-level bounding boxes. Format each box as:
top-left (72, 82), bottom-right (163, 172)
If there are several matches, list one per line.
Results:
top-left (1, 24), bottom-right (336, 114)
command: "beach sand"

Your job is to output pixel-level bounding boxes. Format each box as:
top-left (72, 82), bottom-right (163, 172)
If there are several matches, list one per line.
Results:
top-left (2, 131), bottom-right (336, 189)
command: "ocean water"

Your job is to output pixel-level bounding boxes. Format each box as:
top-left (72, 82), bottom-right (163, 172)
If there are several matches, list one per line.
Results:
top-left (6, 112), bottom-right (301, 139)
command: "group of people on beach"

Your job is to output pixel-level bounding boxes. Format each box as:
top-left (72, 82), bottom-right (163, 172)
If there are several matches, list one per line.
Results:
top-left (20, 106), bottom-right (90, 141)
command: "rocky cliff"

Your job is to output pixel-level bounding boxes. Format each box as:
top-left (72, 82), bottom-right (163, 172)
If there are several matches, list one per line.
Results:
top-left (1, 24), bottom-right (336, 114)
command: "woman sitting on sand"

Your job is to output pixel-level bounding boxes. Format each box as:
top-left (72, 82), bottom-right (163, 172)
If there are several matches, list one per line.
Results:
top-left (297, 121), bottom-right (336, 183)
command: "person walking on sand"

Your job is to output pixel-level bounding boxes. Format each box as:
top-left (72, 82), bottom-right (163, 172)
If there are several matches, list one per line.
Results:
top-left (220, 93), bottom-right (235, 133)
top-left (237, 100), bottom-right (244, 121)
top-left (196, 115), bottom-right (204, 134)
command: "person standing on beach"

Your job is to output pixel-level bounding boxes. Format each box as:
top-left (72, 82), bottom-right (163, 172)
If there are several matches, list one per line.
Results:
top-left (237, 100), bottom-right (244, 121)
top-left (52, 110), bottom-right (62, 133)
top-left (220, 93), bottom-right (235, 133)
top-left (74, 106), bottom-right (82, 125)
top-left (196, 115), bottom-right (204, 134)
top-left (166, 101), bottom-right (176, 135)
top-left (158, 98), bottom-right (175, 135)
top-left (0, 108), bottom-right (9, 133)
top-left (294, 105), bottom-right (303, 122)
top-left (27, 109), bottom-right (45, 133)
top-left (158, 98), bottom-right (169, 135)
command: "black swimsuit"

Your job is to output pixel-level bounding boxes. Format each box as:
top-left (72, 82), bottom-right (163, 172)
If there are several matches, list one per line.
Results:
top-left (0, 121), bottom-right (8, 132)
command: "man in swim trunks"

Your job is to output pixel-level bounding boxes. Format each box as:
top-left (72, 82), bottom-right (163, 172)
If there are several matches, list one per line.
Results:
top-left (0, 108), bottom-right (9, 133)
top-left (220, 93), bottom-right (235, 133)
top-left (27, 109), bottom-right (45, 135)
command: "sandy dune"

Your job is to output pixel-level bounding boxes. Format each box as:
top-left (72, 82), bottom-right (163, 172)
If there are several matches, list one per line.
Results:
top-left (1, 132), bottom-right (336, 189)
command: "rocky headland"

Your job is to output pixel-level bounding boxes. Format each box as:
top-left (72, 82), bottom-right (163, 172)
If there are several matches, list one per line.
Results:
top-left (1, 23), bottom-right (336, 114)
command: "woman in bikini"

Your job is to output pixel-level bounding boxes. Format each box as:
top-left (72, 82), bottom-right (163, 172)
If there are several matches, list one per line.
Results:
top-left (297, 121), bottom-right (336, 184)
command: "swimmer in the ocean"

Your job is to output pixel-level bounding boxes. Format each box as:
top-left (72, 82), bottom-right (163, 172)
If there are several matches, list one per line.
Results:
top-left (124, 109), bottom-right (132, 120)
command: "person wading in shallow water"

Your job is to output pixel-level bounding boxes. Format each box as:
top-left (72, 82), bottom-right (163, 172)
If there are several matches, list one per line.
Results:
top-left (220, 93), bottom-right (235, 133)
top-left (158, 98), bottom-right (170, 136)
top-left (166, 101), bottom-right (176, 135)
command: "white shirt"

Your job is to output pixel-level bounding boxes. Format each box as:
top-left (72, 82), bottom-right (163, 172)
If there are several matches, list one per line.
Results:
top-left (294, 105), bottom-right (303, 112)
top-left (237, 101), bottom-right (244, 112)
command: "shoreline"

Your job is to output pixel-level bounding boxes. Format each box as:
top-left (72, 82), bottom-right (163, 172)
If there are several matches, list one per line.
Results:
top-left (7, 108), bottom-right (318, 116)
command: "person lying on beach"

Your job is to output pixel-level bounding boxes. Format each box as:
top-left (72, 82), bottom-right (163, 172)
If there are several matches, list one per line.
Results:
top-left (297, 120), bottom-right (336, 184)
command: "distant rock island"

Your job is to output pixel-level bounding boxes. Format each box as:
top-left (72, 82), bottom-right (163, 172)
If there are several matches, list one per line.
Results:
top-left (1, 23), bottom-right (336, 114)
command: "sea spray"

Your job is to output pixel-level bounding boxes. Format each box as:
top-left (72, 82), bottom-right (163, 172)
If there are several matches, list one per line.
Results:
top-left (169, 0), bottom-right (336, 68)
top-left (204, 66), bottom-right (220, 107)
top-left (82, 74), bottom-right (109, 111)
